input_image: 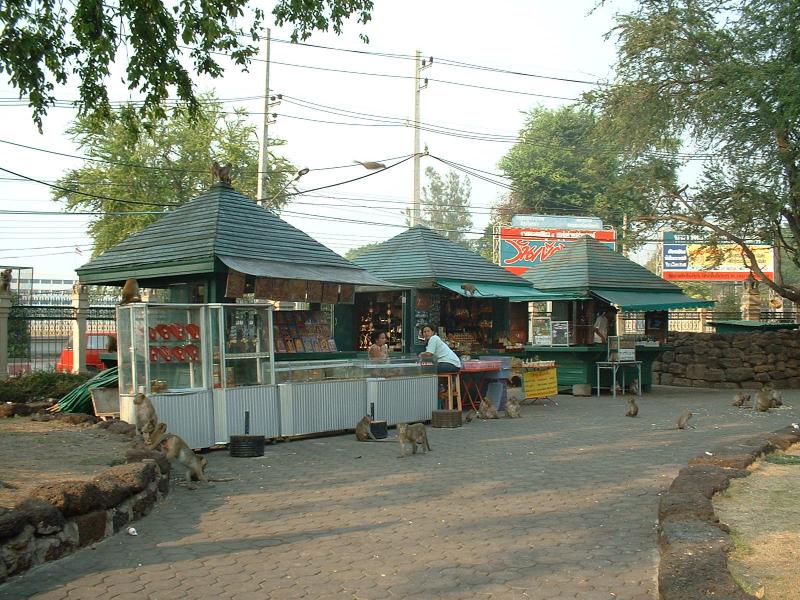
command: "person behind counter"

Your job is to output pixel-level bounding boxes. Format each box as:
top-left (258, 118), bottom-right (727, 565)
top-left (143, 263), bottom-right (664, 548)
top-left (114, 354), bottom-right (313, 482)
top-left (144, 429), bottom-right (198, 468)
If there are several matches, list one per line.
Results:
top-left (367, 330), bottom-right (389, 361)
top-left (593, 306), bottom-right (616, 344)
top-left (419, 324), bottom-right (462, 373)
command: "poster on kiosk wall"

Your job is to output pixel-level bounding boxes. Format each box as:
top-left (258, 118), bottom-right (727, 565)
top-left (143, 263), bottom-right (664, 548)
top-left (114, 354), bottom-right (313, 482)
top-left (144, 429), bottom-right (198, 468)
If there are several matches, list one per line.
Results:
top-left (499, 219), bottom-right (616, 276)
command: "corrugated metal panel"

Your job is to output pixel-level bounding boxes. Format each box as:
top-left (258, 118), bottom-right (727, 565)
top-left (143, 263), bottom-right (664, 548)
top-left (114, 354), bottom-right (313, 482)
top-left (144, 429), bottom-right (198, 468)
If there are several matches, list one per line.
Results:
top-left (119, 394), bottom-right (136, 424)
top-left (149, 390), bottom-right (215, 449)
top-left (222, 385), bottom-right (280, 441)
top-left (369, 376), bottom-right (437, 425)
top-left (281, 379), bottom-right (367, 436)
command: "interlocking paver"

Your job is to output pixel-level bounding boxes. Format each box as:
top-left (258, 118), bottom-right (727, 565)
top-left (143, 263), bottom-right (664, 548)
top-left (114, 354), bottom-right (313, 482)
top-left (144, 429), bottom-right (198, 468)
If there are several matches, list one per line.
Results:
top-left (1, 386), bottom-right (798, 599)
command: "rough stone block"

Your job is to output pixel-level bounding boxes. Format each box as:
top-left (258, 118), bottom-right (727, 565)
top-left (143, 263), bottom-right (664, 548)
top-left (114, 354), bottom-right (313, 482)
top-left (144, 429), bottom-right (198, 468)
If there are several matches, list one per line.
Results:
top-left (668, 465), bottom-right (749, 499)
top-left (704, 368), bottom-right (724, 382)
top-left (740, 380), bottom-right (763, 389)
top-left (107, 421), bottom-right (137, 437)
top-left (99, 462), bottom-right (157, 497)
top-left (689, 447), bottom-right (760, 470)
top-left (73, 510), bottom-right (107, 547)
top-left (111, 507), bottom-right (131, 533)
top-left (27, 481), bottom-right (105, 517)
top-left (725, 367), bottom-right (754, 382)
top-left (14, 499), bottom-right (65, 536)
top-left (658, 491), bottom-right (717, 523)
top-left (685, 365), bottom-right (705, 379)
top-left (754, 372), bottom-right (771, 383)
top-left (55, 413), bottom-right (98, 425)
top-left (660, 373), bottom-right (675, 386)
top-left (131, 487), bottom-right (157, 520)
top-left (671, 377), bottom-right (691, 387)
top-left (0, 509), bottom-right (28, 542)
top-left (125, 449), bottom-right (170, 475)
top-left (668, 363), bottom-right (686, 375)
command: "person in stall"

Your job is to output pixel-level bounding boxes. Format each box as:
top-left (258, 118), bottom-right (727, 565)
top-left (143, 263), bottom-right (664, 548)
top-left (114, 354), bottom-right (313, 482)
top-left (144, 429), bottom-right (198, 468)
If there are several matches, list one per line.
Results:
top-left (367, 330), bottom-right (390, 361)
top-left (593, 305), bottom-right (617, 344)
top-left (419, 324), bottom-right (462, 373)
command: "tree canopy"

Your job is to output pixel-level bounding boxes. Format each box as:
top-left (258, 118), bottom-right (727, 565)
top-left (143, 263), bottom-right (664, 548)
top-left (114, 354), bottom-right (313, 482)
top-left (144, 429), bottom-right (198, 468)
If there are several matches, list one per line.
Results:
top-left (495, 105), bottom-right (676, 249)
top-left (0, 0), bottom-right (373, 130)
top-left (590, 0), bottom-right (800, 301)
top-left (52, 93), bottom-right (296, 256)
top-left (406, 166), bottom-right (473, 243)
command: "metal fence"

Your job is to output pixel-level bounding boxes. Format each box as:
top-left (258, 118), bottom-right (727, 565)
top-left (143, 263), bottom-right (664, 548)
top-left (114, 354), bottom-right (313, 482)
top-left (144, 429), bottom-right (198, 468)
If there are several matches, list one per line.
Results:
top-left (620, 309), bottom-right (799, 335)
top-left (7, 305), bottom-right (116, 374)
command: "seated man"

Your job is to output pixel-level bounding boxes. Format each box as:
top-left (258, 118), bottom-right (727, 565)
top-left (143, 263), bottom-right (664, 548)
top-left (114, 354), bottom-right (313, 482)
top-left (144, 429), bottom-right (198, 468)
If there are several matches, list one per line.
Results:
top-left (418, 324), bottom-right (461, 373)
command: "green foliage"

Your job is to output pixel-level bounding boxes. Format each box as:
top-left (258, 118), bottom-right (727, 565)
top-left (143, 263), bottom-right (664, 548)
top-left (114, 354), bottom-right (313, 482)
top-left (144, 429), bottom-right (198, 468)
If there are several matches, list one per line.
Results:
top-left (591, 0), bottom-right (800, 302)
top-left (52, 93), bottom-right (296, 256)
top-left (0, 0), bottom-right (373, 130)
top-left (8, 293), bottom-right (30, 359)
top-left (0, 371), bottom-right (92, 403)
top-left (406, 167), bottom-right (473, 243)
top-left (497, 105), bottom-right (676, 244)
top-left (344, 242), bottom-right (383, 261)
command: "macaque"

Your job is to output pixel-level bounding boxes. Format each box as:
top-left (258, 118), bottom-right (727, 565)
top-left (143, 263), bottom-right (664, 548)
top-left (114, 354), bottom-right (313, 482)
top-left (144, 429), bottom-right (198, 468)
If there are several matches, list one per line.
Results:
top-left (478, 397), bottom-right (499, 420)
top-left (629, 378), bottom-right (640, 396)
top-left (120, 278), bottom-right (142, 304)
top-left (460, 283), bottom-right (478, 297)
top-left (144, 422), bottom-right (166, 446)
top-left (0, 268), bottom-right (11, 292)
top-left (148, 431), bottom-right (208, 484)
top-left (397, 423), bottom-right (431, 457)
top-left (355, 415), bottom-right (377, 441)
top-left (133, 393), bottom-right (158, 438)
top-left (211, 161), bottom-right (232, 184)
top-left (677, 411), bottom-right (695, 430)
top-left (731, 392), bottom-right (751, 407)
top-left (625, 397), bottom-right (639, 417)
top-left (464, 409), bottom-right (478, 423)
top-left (504, 398), bottom-right (522, 418)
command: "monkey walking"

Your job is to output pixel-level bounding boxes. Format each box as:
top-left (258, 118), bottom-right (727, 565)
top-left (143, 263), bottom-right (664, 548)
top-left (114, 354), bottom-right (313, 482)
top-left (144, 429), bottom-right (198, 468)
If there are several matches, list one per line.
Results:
top-left (478, 397), bottom-right (499, 420)
top-left (120, 278), bottom-right (142, 304)
top-left (731, 392), bottom-right (751, 407)
top-left (147, 431), bottom-right (234, 487)
top-left (397, 423), bottom-right (432, 458)
top-left (133, 393), bottom-right (158, 439)
top-left (504, 398), bottom-right (522, 418)
top-left (625, 396), bottom-right (638, 417)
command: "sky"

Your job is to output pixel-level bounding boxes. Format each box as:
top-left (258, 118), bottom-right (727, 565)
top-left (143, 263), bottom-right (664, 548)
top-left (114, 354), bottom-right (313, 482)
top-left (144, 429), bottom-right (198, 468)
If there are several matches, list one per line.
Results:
top-left (0, 1), bottom-right (637, 281)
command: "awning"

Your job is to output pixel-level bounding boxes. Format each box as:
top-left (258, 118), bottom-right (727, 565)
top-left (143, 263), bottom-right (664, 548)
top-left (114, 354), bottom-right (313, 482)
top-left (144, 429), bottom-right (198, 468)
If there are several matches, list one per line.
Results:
top-left (218, 255), bottom-right (404, 290)
top-left (592, 289), bottom-right (714, 311)
top-left (436, 278), bottom-right (556, 300)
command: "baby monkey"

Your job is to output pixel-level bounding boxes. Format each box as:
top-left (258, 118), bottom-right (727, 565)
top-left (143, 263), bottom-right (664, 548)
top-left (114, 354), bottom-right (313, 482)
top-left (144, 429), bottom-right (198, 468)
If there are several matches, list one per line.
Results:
top-left (625, 396), bottom-right (638, 417)
top-left (731, 392), bottom-right (751, 407)
top-left (397, 422), bottom-right (431, 457)
top-left (478, 397), bottom-right (499, 420)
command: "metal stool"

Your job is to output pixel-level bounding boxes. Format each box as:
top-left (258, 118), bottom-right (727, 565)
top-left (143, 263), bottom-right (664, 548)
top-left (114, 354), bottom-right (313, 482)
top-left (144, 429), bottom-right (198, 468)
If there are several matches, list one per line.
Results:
top-left (437, 372), bottom-right (462, 410)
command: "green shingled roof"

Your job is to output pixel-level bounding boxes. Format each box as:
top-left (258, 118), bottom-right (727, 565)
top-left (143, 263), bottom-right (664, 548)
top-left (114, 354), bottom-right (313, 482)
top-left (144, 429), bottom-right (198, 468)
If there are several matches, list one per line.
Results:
top-left (351, 225), bottom-right (533, 289)
top-left (522, 236), bottom-right (681, 294)
top-left (76, 182), bottom-right (383, 286)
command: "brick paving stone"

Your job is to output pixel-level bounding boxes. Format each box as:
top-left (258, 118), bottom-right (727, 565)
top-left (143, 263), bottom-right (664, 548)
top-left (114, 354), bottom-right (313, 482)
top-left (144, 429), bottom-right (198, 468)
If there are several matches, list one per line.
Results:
top-left (1, 386), bottom-right (798, 600)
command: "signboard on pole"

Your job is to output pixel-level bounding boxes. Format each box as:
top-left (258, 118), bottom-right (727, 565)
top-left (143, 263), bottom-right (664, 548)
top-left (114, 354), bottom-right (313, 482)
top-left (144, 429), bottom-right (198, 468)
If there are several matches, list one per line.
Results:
top-left (661, 232), bottom-right (774, 281)
top-left (499, 227), bottom-right (617, 276)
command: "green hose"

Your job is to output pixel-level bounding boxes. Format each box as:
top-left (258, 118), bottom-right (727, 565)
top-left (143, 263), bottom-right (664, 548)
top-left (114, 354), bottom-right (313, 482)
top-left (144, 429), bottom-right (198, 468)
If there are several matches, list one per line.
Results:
top-left (56, 367), bottom-right (119, 414)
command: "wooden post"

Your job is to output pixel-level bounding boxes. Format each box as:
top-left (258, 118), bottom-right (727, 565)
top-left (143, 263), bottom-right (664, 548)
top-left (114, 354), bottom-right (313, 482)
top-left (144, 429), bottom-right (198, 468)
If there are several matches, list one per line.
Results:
top-left (71, 284), bottom-right (89, 374)
top-left (0, 289), bottom-right (11, 380)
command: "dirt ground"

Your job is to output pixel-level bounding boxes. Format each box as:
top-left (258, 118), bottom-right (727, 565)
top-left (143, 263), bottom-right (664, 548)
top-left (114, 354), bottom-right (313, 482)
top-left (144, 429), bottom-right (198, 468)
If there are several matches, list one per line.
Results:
top-left (0, 417), bottom-right (136, 509)
top-left (714, 444), bottom-right (800, 600)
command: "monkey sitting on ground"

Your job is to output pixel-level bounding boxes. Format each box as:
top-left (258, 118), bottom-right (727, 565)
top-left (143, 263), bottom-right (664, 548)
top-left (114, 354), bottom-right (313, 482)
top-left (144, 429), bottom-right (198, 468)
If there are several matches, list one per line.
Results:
top-left (397, 422), bottom-right (432, 458)
top-left (770, 387), bottom-right (783, 408)
top-left (755, 384), bottom-right (774, 412)
top-left (464, 409), bottom-right (478, 423)
top-left (731, 392), bottom-right (751, 407)
top-left (504, 397), bottom-right (522, 418)
top-left (625, 396), bottom-right (638, 417)
top-left (677, 411), bottom-right (695, 429)
top-left (120, 278), bottom-right (142, 304)
top-left (355, 415), bottom-right (377, 441)
top-left (478, 397), bottom-right (499, 420)
top-left (133, 393), bottom-right (158, 439)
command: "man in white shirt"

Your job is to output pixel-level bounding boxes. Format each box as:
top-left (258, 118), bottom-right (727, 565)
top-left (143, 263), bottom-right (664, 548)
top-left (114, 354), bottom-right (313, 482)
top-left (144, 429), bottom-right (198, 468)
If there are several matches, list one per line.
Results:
top-left (419, 324), bottom-right (461, 373)
top-left (593, 306), bottom-right (614, 344)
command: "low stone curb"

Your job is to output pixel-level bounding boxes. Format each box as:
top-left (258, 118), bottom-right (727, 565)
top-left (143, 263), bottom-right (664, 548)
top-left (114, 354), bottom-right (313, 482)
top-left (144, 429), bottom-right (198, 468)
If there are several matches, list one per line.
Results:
top-left (0, 441), bottom-right (171, 583)
top-left (657, 424), bottom-right (800, 599)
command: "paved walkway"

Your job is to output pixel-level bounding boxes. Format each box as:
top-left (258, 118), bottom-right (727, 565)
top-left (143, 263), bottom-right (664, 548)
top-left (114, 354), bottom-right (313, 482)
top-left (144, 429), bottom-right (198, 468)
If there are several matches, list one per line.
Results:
top-left (3, 386), bottom-right (799, 600)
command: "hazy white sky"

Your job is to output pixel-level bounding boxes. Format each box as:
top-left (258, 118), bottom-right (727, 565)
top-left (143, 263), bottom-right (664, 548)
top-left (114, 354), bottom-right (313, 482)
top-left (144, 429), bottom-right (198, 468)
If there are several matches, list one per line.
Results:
top-left (0, 1), bottom-right (636, 280)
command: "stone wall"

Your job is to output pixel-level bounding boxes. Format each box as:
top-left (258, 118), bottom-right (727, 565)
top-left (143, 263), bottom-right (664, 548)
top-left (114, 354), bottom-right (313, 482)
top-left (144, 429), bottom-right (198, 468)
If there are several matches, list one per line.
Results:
top-left (653, 330), bottom-right (800, 389)
top-left (0, 450), bottom-right (170, 583)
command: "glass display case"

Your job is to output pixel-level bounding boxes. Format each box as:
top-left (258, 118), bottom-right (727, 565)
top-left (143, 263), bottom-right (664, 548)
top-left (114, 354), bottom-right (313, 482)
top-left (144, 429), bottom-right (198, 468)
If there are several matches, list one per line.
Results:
top-left (531, 317), bottom-right (553, 345)
top-left (117, 303), bottom-right (274, 395)
top-left (274, 357), bottom-right (436, 383)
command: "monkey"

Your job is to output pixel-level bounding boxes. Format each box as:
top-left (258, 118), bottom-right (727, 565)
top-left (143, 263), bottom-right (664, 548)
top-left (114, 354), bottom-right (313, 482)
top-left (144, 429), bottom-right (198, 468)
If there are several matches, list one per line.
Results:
top-left (731, 392), bottom-right (751, 407)
top-left (625, 396), bottom-right (638, 417)
top-left (397, 422), bottom-right (431, 458)
top-left (147, 431), bottom-right (208, 485)
top-left (211, 161), bottom-right (232, 184)
top-left (478, 397), bottom-right (499, 420)
top-left (677, 411), bottom-right (695, 430)
top-left (0, 268), bottom-right (11, 292)
top-left (133, 392), bottom-right (158, 439)
top-left (355, 415), bottom-right (376, 441)
top-left (770, 388), bottom-right (783, 408)
top-left (460, 283), bottom-right (478, 297)
top-left (464, 409), bottom-right (478, 423)
top-left (120, 278), bottom-right (142, 304)
top-left (504, 397), bottom-right (522, 418)
top-left (144, 421), bottom-right (166, 446)
top-left (629, 378), bottom-right (640, 396)
top-left (755, 383), bottom-right (775, 412)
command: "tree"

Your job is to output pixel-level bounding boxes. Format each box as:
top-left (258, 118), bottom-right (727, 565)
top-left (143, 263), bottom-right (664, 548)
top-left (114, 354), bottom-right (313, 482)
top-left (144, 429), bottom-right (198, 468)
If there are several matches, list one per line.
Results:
top-left (52, 93), bottom-right (296, 256)
top-left (344, 242), bottom-right (383, 262)
top-left (590, 0), bottom-right (800, 302)
top-left (496, 105), bottom-right (676, 245)
top-left (406, 167), bottom-right (473, 243)
top-left (0, 0), bottom-right (373, 130)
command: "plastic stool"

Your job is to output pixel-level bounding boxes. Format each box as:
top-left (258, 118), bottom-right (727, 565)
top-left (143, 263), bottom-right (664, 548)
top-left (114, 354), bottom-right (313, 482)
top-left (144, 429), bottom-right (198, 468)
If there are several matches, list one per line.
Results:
top-left (437, 372), bottom-right (462, 411)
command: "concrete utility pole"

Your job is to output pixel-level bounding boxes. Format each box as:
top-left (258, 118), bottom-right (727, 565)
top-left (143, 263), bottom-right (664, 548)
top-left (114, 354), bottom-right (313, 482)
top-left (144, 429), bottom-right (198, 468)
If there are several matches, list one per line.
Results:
top-left (411, 51), bottom-right (430, 226)
top-left (256, 28), bottom-right (272, 205)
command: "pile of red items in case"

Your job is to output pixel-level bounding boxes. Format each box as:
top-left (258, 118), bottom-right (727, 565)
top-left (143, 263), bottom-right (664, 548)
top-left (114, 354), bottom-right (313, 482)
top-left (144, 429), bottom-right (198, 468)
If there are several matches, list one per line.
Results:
top-left (148, 323), bottom-right (201, 363)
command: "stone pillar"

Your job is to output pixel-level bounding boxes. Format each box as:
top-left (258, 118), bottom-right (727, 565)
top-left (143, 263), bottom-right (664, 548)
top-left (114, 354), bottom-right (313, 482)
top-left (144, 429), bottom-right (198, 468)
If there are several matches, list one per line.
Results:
top-left (0, 290), bottom-right (11, 381)
top-left (71, 284), bottom-right (89, 374)
top-left (740, 274), bottom-right (761, 321)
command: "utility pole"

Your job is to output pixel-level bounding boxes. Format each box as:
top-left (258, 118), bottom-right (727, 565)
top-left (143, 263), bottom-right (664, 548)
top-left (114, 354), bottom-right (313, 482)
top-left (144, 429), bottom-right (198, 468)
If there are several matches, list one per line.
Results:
top-left (411, 50), bottom-right (430, 226)
top-left (256, 28), bottom-right (271, 206)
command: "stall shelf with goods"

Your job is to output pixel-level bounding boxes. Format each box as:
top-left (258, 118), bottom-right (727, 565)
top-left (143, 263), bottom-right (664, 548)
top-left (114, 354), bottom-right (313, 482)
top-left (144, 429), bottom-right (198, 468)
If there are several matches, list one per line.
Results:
top-left (517, 237), bottom-right (713, 393)
top-left (347, 225), bottom-right (557, 357)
